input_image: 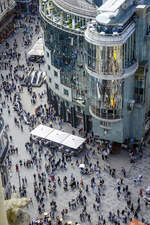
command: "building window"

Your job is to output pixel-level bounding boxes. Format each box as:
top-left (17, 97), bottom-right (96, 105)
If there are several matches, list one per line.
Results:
top-left (47, 52), bottom-right (49, 57)
top-left (100, 121), bottom-right (112, 128)
top-left (134, 66), bottom-right (145, 104)
top-left (48, 65), bottom-right (51, 70)
top-left (55, 83), bottom-right (59, 89)
top-left (64, 89), bottom-right (69, 96)
top-left (54, 71), bottom-right (58, 77)
top-left (49, 78), bottom-right (51, 83)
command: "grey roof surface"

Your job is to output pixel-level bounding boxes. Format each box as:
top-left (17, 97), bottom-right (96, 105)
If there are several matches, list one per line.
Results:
top-left (53, 0), bottom-right (97, 18)
top-left (99, 0), bottom-right (126, 12)
top-left (96, 0), bottom-right (150, 26)
top-left (96, 4), bottom-right (136, 26)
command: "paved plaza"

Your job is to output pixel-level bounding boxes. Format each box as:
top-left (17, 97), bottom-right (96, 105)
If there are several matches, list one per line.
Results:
top-left (0, 15), bottom-right (150, 225)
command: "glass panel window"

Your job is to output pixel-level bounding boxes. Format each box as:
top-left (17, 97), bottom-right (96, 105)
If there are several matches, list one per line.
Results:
top-left (89, 77), bottom-right (122, 119)
top-left (55, 83), bottom-right (59, 89)
top-left (86, 44), bottom-right (123, 75)
top-left (48, 65), bottom-right (51, 70)
top-left (64, 89), bottom-right (69, 96)
top-left (47, 52), bottom-right (49, 57)
top-left (134, 66), bottom-right (145, 104)
top-left (54, 71), bottom-right (58, 77)
top-left (100, 121), bottom-right (112, 128)
top-left (85, 32), bottom-right (136, 76)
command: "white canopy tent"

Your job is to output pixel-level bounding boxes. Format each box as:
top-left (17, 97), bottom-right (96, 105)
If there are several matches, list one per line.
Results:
top-left (30, 124), bottom-right (85, 149)
top-left (62, 134), bottom-right (85, 149)
top-left (28, 38), bottom-right (44, 57)
top-left (30, 124), bottom-right (54, 138)
top-left (46, 129), bottom-right (70, 144)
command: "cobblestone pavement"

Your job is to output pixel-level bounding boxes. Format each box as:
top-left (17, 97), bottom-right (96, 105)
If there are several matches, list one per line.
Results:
top-left (0, 15), bottom-right (150, 225)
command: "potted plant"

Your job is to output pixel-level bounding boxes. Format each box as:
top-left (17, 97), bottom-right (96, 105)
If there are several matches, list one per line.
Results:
top-left (69, 23), bottom-right (72, 29)
top-left (68, 18), bottom-right (72, 23)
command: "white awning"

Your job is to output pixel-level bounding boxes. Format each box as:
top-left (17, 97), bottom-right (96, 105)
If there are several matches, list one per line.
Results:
top-left (46, 129), bottom-right (70, 144)
top-left (30, 124), bottom-right (86, 149)
top-left (28, 38), bottom-right (44, 57)
top-left (62, 134), bottom-right (85, 149)
top-left (30, 124), bottom-right (54, 138)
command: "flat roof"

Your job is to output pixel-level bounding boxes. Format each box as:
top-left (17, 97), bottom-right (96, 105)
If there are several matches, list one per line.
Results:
top-left (53, 0), bottom-right (97, 18)
top-left (30, 124), bottom-right (86, 149)
top-left (99, 0), bottom-right (125, 13)
top-left (96, 4), bottom-right (136, 25)
top-left (136, 5), bottom-right (147, 9)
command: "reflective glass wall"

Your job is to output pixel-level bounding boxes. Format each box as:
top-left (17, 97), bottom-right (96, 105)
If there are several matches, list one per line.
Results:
top-left (85, 32), bottom-right (136, 76)
top-left (43, 22), bottom-right (88, 103)
top-left (89, 76), bottom-right (122, 119)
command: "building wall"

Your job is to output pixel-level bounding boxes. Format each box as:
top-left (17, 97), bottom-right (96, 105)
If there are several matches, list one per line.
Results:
top-left (0, 117), bottom-right (10, 199)
top-left (44, 46), bottom-right (72, 102)
top-left (0, 0), bottom-right (16, 43)
top-left (0, 0), bottom-right (16, 19)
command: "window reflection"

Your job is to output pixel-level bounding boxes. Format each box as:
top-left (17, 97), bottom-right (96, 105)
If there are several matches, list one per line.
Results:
top-left (85, 32), bottom-right (135, 76)
top-left (86, 44), bottom-right (123, 75)
top-left (44, 24), bottom-right (88, 103)
top-left (89, 78), bottom-right (122, 119)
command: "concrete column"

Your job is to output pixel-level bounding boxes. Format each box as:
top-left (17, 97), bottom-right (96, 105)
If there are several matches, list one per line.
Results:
top-left (72, 18), bottom-right (75, 29)
top-left (0, 173), bottom-right (8, 225)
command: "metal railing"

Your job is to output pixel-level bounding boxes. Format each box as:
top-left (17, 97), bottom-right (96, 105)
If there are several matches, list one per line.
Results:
top-left (85, 22), bottom-right (136, 46)
top-left (53, 0), bottom-right (96, 18)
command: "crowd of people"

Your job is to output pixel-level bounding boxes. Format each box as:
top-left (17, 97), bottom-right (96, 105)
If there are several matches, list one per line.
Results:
top-left (0, 12), bottom-right (150, 225)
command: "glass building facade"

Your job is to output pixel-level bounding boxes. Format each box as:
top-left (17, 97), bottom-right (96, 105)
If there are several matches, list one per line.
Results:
top-left (41, 0), bottom-right (150, 144)
top-left (0, 0), bottom-right (16, 43)
top-left (85, 33), bottom-right (136, 76)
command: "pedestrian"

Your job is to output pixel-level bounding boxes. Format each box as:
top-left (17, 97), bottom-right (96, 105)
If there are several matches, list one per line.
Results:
top-left (88, 214), bottom-right (91, 222)
top-left (117, 209), bottom-right (120, 217)
top-left (139, 189), bottom-right (143, 197)
top-left (25, 176), bottom-right (27, 184)
top-left (9, 136), bottom-right (12, 142)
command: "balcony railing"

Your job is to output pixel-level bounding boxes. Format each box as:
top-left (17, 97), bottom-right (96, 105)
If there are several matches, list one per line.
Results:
top-left (85, 60), bottom-right (138, 80)
top-left (89, 105), bottom-right (121, 122)
top-left (53, 0), bottom-right (96, 18)
top-left (85, 21), bottom-right (136, 46)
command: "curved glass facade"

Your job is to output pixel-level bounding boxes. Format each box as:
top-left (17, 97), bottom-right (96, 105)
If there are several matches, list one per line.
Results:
top-left (41, 0), bottom-right (88, 32)
top-left (85, 32), bottom-right (136, 76)
top-left (89, 77), bottom-right (122, 119)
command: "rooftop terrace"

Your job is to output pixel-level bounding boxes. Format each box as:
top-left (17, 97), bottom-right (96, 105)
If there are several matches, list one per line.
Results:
top-left (53, 0), bottom-right (97, 18)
